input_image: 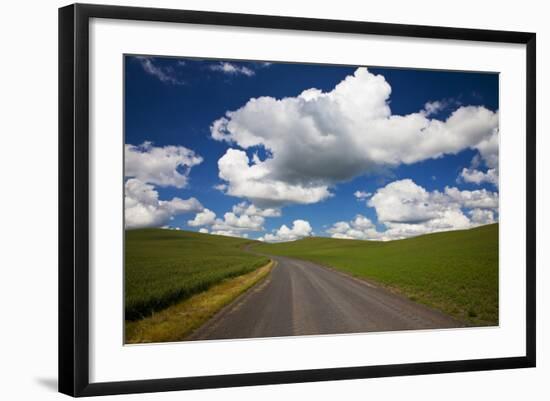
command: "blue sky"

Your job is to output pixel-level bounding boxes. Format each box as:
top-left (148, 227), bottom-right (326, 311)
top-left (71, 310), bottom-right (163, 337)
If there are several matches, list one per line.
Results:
top-left (124, 55), bottom-right (499, 241)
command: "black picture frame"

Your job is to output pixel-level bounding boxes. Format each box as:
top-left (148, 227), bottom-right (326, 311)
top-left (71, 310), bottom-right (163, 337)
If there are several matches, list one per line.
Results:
top-left (59, 3), bottom-right (536, 397)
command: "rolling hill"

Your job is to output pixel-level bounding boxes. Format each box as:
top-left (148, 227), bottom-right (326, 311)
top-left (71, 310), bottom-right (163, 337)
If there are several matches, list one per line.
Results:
top-left (125, 229), bottom-right (269, 321)
top-left (254, 223), bottom-right (499, 325)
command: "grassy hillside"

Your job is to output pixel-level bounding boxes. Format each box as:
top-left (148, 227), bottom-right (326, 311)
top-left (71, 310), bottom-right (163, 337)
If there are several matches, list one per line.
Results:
top-left (125, 229), bottom-right (269, 321)
top-left (255, 224), bottom-right (498, 326)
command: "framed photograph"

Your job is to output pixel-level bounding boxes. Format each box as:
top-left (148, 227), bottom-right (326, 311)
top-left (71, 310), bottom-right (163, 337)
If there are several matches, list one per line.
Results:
top-left (59, 3), bottom-right (536, 397)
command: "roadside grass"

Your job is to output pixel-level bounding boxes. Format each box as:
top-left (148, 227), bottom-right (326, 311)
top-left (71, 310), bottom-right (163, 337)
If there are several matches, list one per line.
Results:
top-left (254, 224), bottom-right (498, 326)
top-left (125, 229), bottom-right (269, 322)
top-left (125, 261), bottom-right (273, 344)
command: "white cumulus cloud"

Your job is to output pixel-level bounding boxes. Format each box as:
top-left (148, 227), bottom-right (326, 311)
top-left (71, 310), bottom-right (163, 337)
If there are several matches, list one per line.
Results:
top-left (460, 167), bottom-right (499, 186)
top-left (186, 201), bottom-right (280, 234)
top-left (458, 128), bottom-right (499, 187)
top-left (468, 208), bottom-right (496, 225)
top-left (442, 186), bottom-right (499, 209)
top-left (187, 208), bottom-right (216, 227)
top-left (369, 179), bottom-right (440, 224)
top-left (327, 215), bottom-right (380, 240)
top-left (259, 219), bottom-right (313, 242)
top-left (125, 178), bottom-right (203, 229)
top-left (231, 201), bottom-right (281, 218)
top-left (341, 178), bottom-right (500, 240)
top-left (217, 148), bottom-right (330, 207)
top-left (368, 179), bottom-right (498, 225)
top-left (211, 67), bottom-right (499, 207)
top-left (212, 212), bottom-right (265, 232)
top-left (210, 230), bottom-right (249, 238)
top-left (125, 142), bottom-right (203, 188)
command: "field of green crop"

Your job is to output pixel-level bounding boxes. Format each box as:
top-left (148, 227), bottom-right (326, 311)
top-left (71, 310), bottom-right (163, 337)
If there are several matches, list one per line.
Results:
top-left (255, 224), bottom-right (498, 326)
top-left (125, 229), bottom-right (269, 321)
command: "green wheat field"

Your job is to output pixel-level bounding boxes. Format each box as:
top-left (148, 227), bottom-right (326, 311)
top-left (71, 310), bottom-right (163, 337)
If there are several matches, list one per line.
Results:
top-left (125, 224), bottom-right (498, 327)
top-left (255, 223), bottom-right (499, 326)
top-left (125, 229), bottom-right (268, 321)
